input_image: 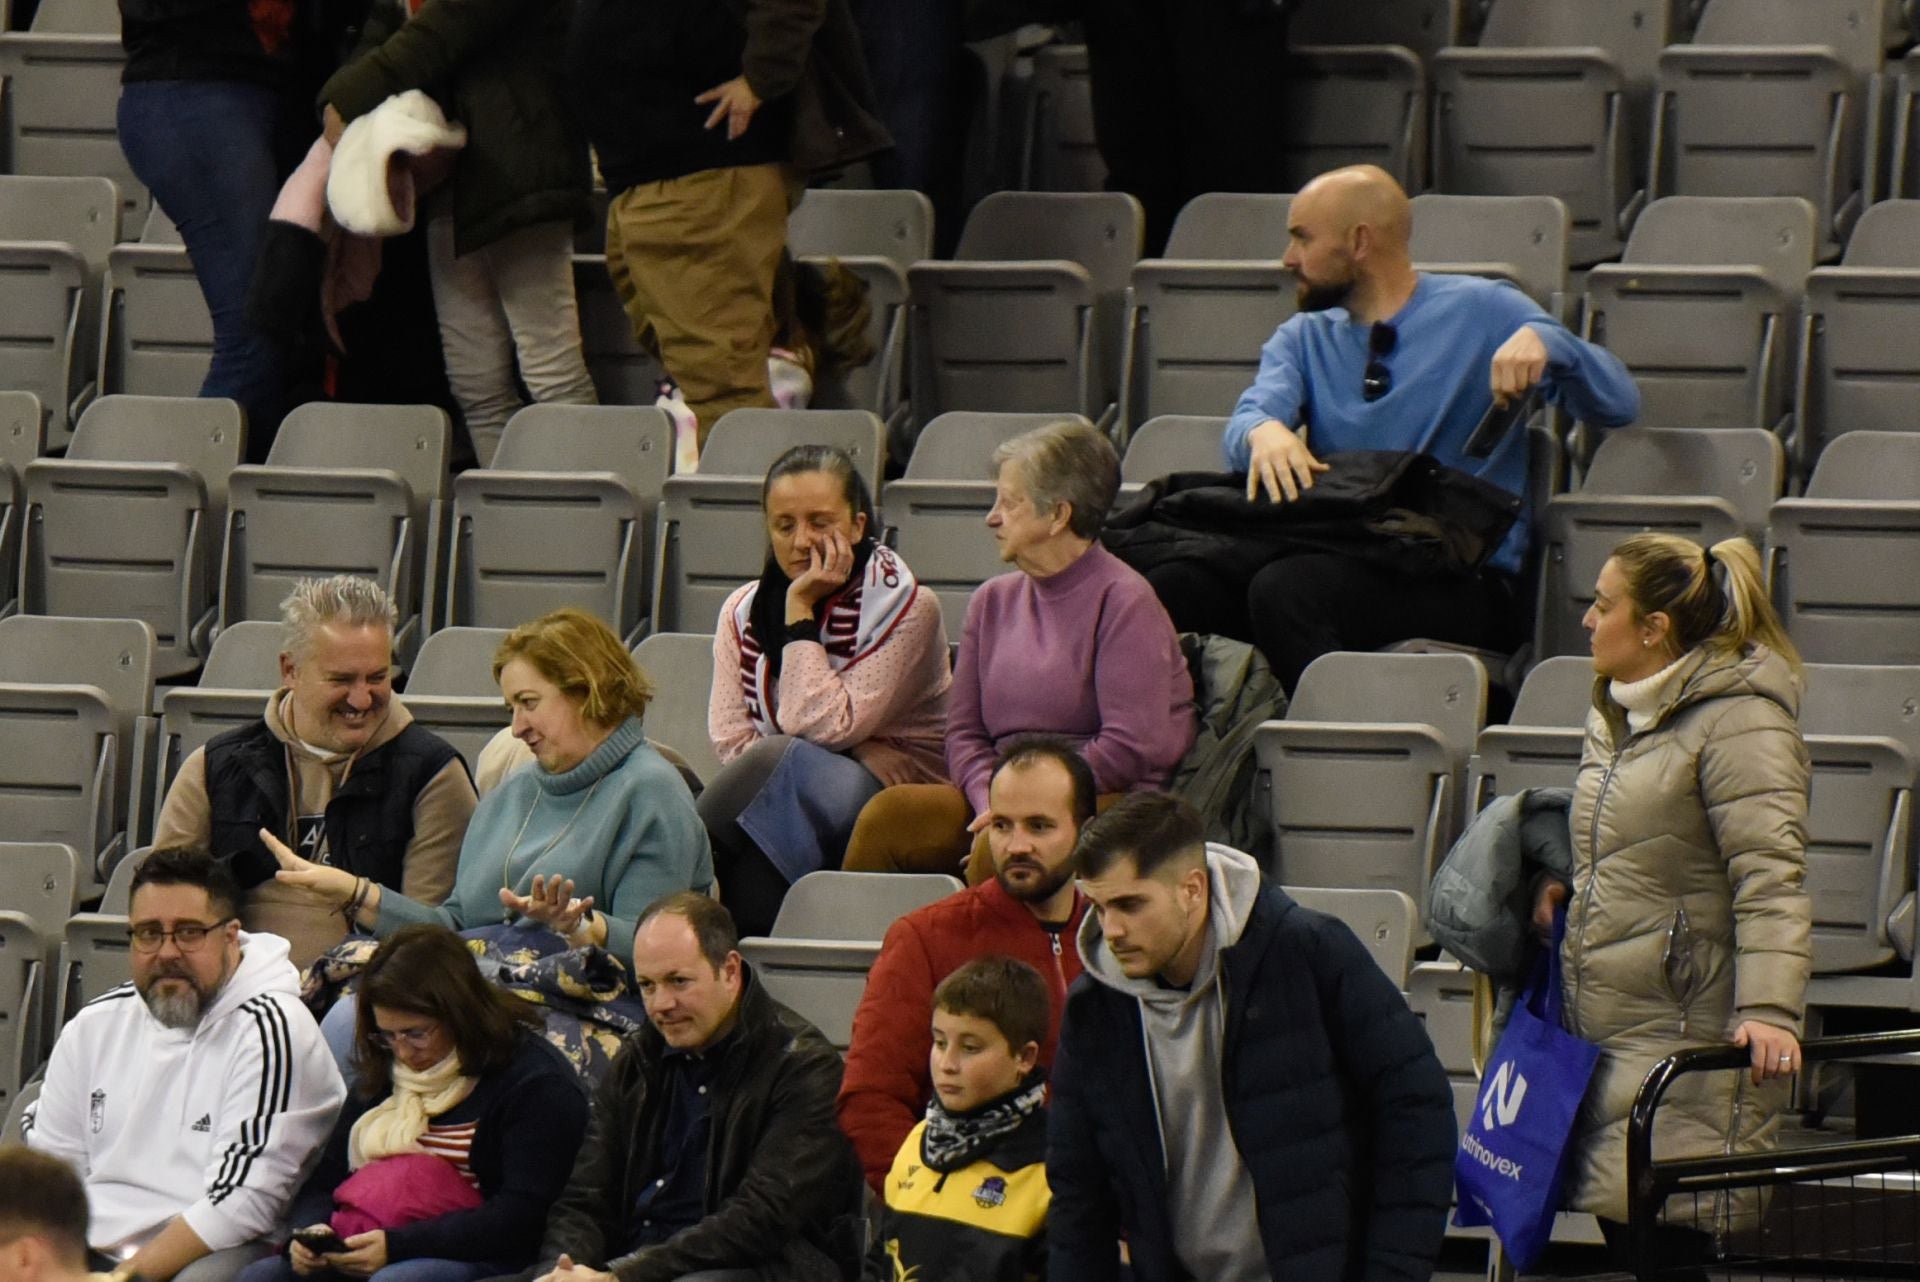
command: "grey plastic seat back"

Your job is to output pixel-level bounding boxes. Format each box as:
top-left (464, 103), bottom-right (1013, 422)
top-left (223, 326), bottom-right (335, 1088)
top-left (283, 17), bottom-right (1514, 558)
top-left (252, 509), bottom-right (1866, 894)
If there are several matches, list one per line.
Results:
top-left (447, 405), bottom-right (672, 638)
top-left (1409, 193), bottom-right (1570, 311)
top-left (1122, 253), bottom-right (1291, 428)
top-left (769, 870), bottom-right (963, 939)
top-left (1467, 654), bottom-right (1596, 805)
top-left (700, 408), bottom-right (886, 489)
top-left (1121, 416), bottom-right (1229, 486)
top-left (1, 1078), bottom-right (37, 1145)
top-left (1025, 44), bottom-right (1106, 192)
top-left (1408, 957), bottom-right (1479, 1131)
top-left (99, 243), bottom-right (212, 396)
top-left (1164, 193), bottom-right (1295, 260)
top-left (1284, 886), bottom-right (1419, 989)
top-left (1274, 47), bottom-right (1428, 192)
top-left (1290, 0), bottom-right (1462, 60)
top-left (197, 619), bottom-right (286, 687)
top-left (650, 478), bottom-right (768, 635)
top-left (1535, 427), bottom-right (1782, 657)
top-left (1796, 201), bottom-right (1920, 454)
top-left (1771, 432), bottom-right (1920, 662)
top-left (1584, 197), bottom-right (1816, 430)
top-left (1257, 652), bottom-right (1487, 918)
top-left (797, 254), bottom-right (908, 420)
top-left (787, 189), bottom-right (933, 272)
top-left (225, 405), bottom-right (450, 645)
top-left (139, 204), bottom-right (181, 244)
top-left (573, 255), bottom-right (666, 405)
top-left (30, 0), bottom-right (121, 32)
top-left (58, 910), bottom-right (132, 1024)
top-left (0, 683), bottom-right (121, 862)
top-left (0, 390), bottom-right (42, 617)
top-left (0, 174), bottom-right (120, 445)
top-left (0, 35), bottom-right (145, 225)
top-left (630, 632), bottom-right (723, 785)
top-left (885, 413), bottom-right (1093, 622)
top-left (1653, 0), bottom-right (1881, 252)
top-left (0, 614), bottom-right (152, 721)
top-left (0, 843), bottom-right (80, 940)
top-left (910, 192), bottom-right (1143, 426)
top-left (100, 844), bottom-right (150, 915)
top-left (23, 396), bottom-right (244, 675)
top-left (408, 627), bottom-right (510, 698)
top-left (151, 618), bottom-right (283, 805)
top-left (0, 912), bottom-right (44, 1118)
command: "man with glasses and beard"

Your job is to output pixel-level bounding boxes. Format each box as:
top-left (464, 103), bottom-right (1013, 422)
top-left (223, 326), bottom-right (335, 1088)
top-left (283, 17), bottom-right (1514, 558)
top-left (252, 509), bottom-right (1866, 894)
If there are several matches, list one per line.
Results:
top-left (1152, 164), bottom-right (1639, 691)
top-left (24, 849), bottom-right (344, 1282)
top-left (837, 738), bottom-right (1095, 1190)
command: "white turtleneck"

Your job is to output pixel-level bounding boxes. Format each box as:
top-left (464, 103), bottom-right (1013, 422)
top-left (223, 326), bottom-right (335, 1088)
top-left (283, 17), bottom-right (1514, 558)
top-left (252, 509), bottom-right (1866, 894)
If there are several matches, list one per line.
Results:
top-left (1609, 652), bottom-right (1692, 734)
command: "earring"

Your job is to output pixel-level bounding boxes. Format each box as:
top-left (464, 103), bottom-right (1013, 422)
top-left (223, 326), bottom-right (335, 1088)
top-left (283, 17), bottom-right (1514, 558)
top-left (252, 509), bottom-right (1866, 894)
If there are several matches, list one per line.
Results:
top-left (1642, 638), bottom-right (1651, 647)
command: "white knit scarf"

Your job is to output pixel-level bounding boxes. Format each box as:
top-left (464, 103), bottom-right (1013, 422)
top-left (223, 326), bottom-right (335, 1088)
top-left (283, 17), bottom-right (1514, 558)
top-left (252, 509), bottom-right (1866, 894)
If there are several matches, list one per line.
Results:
top-left (1609, 652), bottom-right (1693, 734)
top-left (347, 1051), bottom-right (476, 1171)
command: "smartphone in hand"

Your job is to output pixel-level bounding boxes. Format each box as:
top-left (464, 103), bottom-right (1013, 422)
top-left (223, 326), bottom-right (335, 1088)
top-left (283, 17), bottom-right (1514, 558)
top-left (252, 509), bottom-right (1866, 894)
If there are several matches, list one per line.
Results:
top-left (292, 1227), bottom-right (349, 1256)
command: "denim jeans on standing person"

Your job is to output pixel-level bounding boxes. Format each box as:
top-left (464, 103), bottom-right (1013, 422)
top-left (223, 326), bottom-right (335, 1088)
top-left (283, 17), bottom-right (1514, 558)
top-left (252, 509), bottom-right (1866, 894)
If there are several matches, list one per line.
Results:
top-left (237, 1251), bottom-right (511, 1282)
top-left (116, 79), bottom-right (293, 435)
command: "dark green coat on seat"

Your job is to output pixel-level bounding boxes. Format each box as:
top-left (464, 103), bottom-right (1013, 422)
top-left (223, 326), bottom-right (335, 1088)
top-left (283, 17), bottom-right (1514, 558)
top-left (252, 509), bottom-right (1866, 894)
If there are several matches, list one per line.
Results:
top-left (320, 0), bottom-right (591, 256)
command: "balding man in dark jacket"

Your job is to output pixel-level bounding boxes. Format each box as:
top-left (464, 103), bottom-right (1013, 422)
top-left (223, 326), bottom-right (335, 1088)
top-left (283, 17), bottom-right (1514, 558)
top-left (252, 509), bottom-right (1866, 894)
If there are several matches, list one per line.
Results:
top-left (1049, 792), bottom-right (1455, 1282)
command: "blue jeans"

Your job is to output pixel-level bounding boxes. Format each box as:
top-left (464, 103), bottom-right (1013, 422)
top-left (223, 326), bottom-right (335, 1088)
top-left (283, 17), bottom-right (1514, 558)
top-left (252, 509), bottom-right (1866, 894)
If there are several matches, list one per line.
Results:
top-left (116, 80), bottom-right (293, 432)
top-left (237, 1250), bottom-right (509, 1282)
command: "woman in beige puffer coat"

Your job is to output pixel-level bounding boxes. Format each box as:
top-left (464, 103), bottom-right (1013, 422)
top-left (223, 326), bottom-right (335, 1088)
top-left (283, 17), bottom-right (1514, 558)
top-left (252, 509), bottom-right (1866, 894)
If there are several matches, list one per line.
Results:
top-left (1536, 532), bottom-right (1811, 1261)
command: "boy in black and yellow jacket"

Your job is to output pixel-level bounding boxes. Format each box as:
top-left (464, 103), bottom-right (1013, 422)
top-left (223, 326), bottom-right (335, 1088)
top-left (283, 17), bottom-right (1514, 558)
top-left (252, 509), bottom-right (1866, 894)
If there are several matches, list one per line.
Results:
top-left (866, 957), bottom-right (1051, 1282)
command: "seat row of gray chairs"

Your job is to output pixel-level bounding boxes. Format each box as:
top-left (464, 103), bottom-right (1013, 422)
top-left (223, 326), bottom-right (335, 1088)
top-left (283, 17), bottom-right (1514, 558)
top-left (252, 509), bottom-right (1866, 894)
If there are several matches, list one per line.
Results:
top-left (1538, 427), bottom-right (1920, 667)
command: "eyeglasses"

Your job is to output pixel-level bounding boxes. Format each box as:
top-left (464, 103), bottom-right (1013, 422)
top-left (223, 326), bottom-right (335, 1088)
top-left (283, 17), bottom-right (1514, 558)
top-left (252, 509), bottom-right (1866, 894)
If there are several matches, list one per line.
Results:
top-left (1362, 321), bottom-right (1398, 402)
top-left (373, 1023), bottom-right (441, 1051)
top-left (127, 918), bottom-right (235, 953)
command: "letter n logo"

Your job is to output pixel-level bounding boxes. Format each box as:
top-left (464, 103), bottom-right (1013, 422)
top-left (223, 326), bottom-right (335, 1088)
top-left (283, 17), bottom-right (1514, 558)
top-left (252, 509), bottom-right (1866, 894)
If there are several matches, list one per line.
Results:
top-left (1479, 1060), bottom-right (1528, 1130)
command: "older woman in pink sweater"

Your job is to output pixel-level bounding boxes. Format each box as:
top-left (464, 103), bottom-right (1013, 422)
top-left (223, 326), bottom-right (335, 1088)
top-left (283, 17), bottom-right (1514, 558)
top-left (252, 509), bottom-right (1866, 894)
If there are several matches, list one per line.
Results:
top-left (701, 444), bottom-right (952, 934)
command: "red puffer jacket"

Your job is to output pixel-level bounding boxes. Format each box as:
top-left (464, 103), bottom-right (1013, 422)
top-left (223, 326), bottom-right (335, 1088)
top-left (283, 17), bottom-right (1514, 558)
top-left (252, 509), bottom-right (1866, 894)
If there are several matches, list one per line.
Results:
top-left (836, 876), bottom-right (1086, 1190)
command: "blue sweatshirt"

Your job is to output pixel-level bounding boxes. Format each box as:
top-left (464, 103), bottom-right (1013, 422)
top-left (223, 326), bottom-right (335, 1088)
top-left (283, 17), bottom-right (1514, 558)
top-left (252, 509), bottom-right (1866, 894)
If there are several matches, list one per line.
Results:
top-left (1223, 273), bottom-right (1640, 574)
top-left (376, 717), bottom-right (714, 948)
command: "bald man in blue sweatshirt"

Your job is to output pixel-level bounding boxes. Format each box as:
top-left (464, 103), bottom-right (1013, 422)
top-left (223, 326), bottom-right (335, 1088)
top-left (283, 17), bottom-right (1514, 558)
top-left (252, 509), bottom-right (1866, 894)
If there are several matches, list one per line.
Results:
top-left (1166, 165), bottom-right (1639, 689)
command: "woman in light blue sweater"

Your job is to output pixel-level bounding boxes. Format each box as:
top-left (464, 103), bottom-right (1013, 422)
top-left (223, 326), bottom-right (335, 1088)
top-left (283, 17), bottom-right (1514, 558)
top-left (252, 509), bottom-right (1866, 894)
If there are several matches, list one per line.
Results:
top-left (269, 608), bottom-right (712, 952)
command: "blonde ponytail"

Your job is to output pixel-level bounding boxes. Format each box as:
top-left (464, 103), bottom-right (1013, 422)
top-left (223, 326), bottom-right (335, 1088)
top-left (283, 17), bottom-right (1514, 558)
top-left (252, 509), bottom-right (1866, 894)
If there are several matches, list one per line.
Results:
top-left (1609, 533), bottom-right (1801, 671)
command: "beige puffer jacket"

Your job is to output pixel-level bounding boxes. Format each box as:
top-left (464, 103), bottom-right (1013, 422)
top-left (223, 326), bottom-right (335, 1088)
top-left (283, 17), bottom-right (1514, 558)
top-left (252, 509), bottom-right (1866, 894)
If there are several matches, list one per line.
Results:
top-left (1561, 644), bottom-right (1811, 1225)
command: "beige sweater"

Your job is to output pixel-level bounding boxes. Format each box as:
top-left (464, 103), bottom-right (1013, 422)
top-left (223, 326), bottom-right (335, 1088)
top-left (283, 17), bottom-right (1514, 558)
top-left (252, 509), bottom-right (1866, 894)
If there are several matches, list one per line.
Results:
top-left (153, 690), bottom-right (476, 967)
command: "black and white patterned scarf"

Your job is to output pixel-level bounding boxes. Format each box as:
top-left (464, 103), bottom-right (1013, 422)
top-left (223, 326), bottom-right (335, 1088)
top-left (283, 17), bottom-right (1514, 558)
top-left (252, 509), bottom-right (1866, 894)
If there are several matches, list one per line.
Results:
top-left (918, 1073), bottom-right (1048, 1174)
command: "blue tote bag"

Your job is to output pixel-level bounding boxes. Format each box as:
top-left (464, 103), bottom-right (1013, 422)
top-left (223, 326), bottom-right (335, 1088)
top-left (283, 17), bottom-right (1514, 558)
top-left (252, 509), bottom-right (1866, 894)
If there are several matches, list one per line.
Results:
top-left (1452, 917), bottom-right (1601, 1270)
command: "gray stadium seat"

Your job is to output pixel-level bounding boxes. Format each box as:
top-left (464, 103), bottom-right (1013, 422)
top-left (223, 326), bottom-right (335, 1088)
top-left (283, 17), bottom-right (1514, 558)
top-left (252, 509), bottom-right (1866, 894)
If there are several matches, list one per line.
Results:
top-left (0, 615), bottom-right (153, 879)
top-left (1432, 0), bottom-right (1675, 265)
top-left (29, 0), bottom-right (119, 32)
top-left (0, 843), bottom-right (79, 943)
top-left (1651, 0), bottom-right (1885, 256)
top-left (1291, 0), bottom-right (1464, 62)
top-left (651, 410), bottom-right (885, 634)
top-left (572, 255), bottom-right (666, 405)
top-left (21, 395), bottom-right (244, 676)
top-left (738, 870), bottom-right (962, 1049)
top-left (1120, 194), bottom-right (1295, 432)
top-left (1121, 415), bottom-right (1229, 487)
top-left (1466, 655), bottom-right (1598, 807)
top-left (1273, 46), bottom-right (1428, 192)
top-left (907, 191), bottom-right (1144, 429)
top-left (152, 621), bottom-right (282, 822)
top-left (397, 626), bottom-right (511, 774)
top-left (0, 33), bottom-right (142, 218)
top-left (1023, 44), bottom-right (1104, 192)
top-left (788, 189), bottom-right (933, 271)
top-left (98, 241), bottom-right (210, 397)
top-left (1795, 200), bottom-right (1920, 463)
top-left (138, 204), bottom-right (180, 244)
top-left (1583, 196), bottom-right (1817, 432)
top-left (56, 909), bottom-right (128, 1025)
top-left (1770, 431), bottom-right (1920, 663)
top-left (220, 403), bottom-right (450, 656)
top-left (1786, 665), bottom-right (1920, 992)
top-left (98, 844), bottom-right (147, 915)
top-left (0, 389), bottom-right (42, 617)
top-left (445, 404), bottom-right (673, 641)
top-left (1535, 427), bottom-right (1784, 658)
top-left (1254, 651), bottom-right (1488, 920)
top-left (1, 1065), bottom-right (37, 1144)
top-left (1408, 193), bottom-right (1570, 314)
top-left (1285, 886), bottom-right (1419, 989)
top-left (1408, 957), bottom-right (1480, 1134)
top-left (630, 631), bottom-right (722, 785)
top-left (881, 412), bottom-right (1089, 625)
top-left (0, 174), bottom-right (119, 446)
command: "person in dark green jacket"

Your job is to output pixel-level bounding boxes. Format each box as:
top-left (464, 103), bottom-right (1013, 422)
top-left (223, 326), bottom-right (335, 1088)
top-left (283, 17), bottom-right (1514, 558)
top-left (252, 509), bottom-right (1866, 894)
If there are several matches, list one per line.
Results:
top-left (319, 0), bottom-right (597, 464)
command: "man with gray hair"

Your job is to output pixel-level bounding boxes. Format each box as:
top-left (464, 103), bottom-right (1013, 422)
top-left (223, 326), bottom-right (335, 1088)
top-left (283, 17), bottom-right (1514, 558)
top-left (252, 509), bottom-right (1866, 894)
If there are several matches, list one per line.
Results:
top-left (154, 575), bottom-right (476, 965)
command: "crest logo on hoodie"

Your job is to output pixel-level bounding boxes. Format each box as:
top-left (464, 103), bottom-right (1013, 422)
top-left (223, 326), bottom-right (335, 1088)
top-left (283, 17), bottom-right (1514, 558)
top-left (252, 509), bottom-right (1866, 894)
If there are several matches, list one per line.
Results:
top-left (972, 1176), bottom-right (1008, 1209)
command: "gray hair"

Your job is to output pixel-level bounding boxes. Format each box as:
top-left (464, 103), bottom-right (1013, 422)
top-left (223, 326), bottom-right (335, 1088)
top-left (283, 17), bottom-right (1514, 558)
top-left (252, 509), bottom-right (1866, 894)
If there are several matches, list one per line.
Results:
top-left (990, 420), bottom-right (1121, 539)
top-left (280, 575), bottom-right (398, 661)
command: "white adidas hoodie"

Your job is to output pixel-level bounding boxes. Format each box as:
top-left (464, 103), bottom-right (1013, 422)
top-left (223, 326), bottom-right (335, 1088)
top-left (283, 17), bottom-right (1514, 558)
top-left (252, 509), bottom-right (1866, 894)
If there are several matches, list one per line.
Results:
top-left (25, 932), bottom-right (346, 1256)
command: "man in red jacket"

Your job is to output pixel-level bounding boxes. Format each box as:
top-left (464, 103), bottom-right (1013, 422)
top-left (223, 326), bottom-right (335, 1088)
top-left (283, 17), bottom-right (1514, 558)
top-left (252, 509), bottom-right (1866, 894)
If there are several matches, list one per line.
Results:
top-left (837, 737), bottom-right (1095, 1189)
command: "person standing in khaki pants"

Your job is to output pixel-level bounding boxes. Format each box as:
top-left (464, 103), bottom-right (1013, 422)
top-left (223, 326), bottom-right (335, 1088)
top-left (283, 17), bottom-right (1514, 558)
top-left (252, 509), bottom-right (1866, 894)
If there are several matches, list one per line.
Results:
top-left (568, 0), bottom-right (892, 451)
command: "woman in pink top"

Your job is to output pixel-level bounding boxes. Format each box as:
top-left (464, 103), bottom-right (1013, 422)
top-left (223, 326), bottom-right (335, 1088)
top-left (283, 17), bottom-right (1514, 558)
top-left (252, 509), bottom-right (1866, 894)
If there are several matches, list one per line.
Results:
top-left (701, 444), bottom-right (952, 934)
top-left (844, 420), bottom-right (1197, 879)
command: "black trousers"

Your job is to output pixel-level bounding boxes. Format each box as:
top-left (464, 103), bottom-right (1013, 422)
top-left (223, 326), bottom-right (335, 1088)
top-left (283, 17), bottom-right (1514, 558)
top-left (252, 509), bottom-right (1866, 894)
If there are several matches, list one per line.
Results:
top-left (1144, 551), bottom-right (1521, 692)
